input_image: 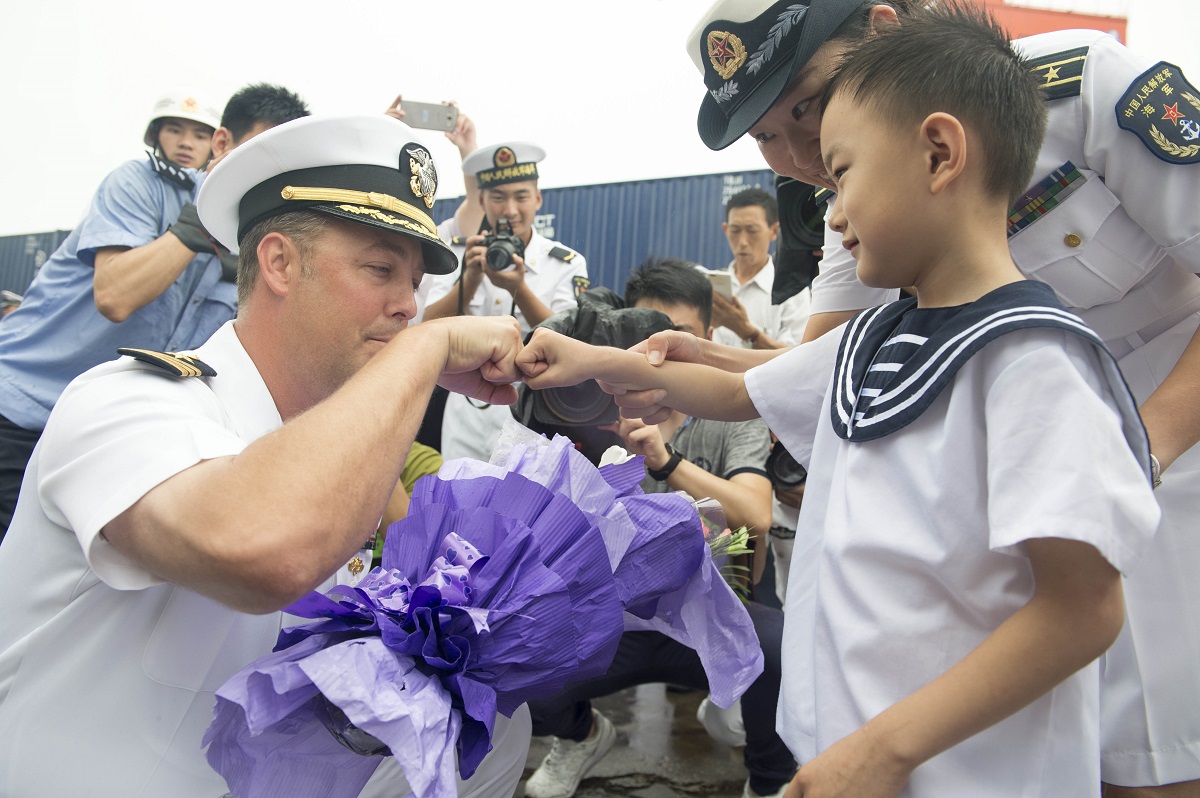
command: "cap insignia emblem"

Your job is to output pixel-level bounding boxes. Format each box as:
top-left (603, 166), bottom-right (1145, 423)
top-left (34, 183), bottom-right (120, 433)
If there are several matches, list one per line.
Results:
top-left (494, 146), bottom-right (516, 167)
top-left (406, 146), bottom-right (437, 209)
top-left (707, 31), bottom-right (748, 80)
top-left (746, 5), bottom-right (808, 76)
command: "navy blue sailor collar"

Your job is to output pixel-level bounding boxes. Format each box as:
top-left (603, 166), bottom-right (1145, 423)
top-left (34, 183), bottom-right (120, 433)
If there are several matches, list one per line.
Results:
top-left (829, 281), bottom-right (1148, 478)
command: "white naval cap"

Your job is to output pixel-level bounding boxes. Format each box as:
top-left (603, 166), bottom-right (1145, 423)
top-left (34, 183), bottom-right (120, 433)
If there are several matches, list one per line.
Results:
top-left (462, 142), bottom-right (546, 189)
top-left (195, 114), bottom-right (458, 274)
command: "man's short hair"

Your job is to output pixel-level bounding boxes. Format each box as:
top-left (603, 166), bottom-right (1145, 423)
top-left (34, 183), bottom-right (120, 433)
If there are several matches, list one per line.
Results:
top-left (624, 257), bottom-right (713, 330)
top-left (236, 210), bottom-right (329, 305)
top-left (221, 83), bottom-right (310, 144)
top-left (725, 187), bottom-right (778, 226)
top-left (819, 2), bottom-right (1047, 204)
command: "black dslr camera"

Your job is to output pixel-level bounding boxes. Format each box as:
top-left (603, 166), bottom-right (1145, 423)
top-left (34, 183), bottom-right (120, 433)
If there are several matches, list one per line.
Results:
top-left (764, 439), bottom-right (807, 489)
top-left (513, 288), bottom-right (674, 464)
top-left (483, 218), bottom-right (525, 271)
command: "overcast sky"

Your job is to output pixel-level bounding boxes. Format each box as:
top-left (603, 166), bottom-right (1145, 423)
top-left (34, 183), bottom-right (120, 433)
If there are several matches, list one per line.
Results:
top-left (1, 0), bottom-right (1195, 237)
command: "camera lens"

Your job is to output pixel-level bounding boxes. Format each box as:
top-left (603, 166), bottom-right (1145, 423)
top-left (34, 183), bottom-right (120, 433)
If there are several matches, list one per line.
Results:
top-left (765, 440), bottom-right (806, 489)
top-left (486, 239), bottom-right (518, 270)
top-left (542, 382), bottom-right (616, 425)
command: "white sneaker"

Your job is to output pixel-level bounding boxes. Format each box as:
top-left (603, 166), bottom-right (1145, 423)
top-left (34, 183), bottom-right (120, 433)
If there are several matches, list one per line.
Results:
top-left (741, 780), bottom-right (788, 798)
top-left (697, 696), bottom-right (746, 748)
top-left (524, 709), bottom-right (617, 798)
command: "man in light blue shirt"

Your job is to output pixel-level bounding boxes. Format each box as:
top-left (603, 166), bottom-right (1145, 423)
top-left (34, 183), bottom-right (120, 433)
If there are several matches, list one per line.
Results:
top-left (0, 83), bottom-right (310, 539)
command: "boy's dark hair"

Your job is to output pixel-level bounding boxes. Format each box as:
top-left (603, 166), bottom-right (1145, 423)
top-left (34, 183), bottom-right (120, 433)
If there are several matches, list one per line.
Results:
top-left (624, 257), bottom-right (713, 330)
top-left (725, 187), bottom-right (778, 226)
top-left (820, 2), bottom-right (1046, 204)
top-left (221, 83), bottom-right (310, 144)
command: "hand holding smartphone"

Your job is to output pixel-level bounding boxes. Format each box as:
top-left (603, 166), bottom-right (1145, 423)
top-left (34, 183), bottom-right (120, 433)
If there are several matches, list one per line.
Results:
top-left (396, 100), bottom-right (459, 132)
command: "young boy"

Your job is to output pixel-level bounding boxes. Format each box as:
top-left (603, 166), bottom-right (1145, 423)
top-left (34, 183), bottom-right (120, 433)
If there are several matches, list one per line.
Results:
top-left (518, 6), bottom-right (1161, 796)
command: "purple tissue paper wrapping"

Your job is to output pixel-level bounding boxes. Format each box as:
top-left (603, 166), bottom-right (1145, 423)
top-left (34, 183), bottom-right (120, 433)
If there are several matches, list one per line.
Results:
top-left (204, 421), bottom-right (762, 798)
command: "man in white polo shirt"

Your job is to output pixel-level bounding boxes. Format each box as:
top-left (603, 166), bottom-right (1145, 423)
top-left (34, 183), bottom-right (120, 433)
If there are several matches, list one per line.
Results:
top-left (711, 187), bottom-right (811, 351)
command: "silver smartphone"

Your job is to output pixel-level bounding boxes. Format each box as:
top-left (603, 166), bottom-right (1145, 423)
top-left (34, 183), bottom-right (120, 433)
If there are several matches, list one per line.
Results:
top-left (398, 100), bottom-right (459, 132)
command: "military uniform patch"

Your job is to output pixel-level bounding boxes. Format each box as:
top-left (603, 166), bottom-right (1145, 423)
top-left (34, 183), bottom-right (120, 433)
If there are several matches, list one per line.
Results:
top-left (116, 348), bottom-right (216, 377)
top-left (572, 275), bottom-right (590, 299)
top-left (1026, 47), bottom-right (1087, 101)
top-left (548, 245), bottom-right (578, 263)
top-left (145, 151), bottom-right (195, 189)
top-left (1116, 61), bottom-right (1200, 164)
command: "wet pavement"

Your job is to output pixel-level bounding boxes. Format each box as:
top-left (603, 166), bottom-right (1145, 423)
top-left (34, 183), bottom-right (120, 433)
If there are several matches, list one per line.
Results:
top-left (515, 684), bottom-right (750, 798)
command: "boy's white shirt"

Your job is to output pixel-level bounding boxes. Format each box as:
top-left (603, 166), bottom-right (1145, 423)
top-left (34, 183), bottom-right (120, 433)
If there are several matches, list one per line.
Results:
top-left (746, 324), bottom-right (1159, 797)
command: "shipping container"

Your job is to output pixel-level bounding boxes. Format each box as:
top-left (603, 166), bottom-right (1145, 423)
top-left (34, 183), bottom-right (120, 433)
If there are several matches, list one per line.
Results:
top-left (0, 231), bottom-right (72, 299)
top-left (434, 168), bottom-right (779, 294)
top-left (1, 169), bottom-right (779, 303)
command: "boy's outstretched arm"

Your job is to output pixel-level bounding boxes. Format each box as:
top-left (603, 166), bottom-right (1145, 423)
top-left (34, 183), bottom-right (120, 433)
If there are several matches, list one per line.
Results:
top-left (518, 328), bottom-right (760, 422)
top-left (785, 536), bottom-right (1124, 798)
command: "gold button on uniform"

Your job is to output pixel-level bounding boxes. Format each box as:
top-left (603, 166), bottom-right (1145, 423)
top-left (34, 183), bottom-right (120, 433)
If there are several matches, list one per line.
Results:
top-left (1064, 233), bottom-right (1082, 248)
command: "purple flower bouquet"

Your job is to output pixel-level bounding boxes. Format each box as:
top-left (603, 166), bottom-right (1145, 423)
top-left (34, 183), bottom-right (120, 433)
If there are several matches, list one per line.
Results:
top-left (204, 422), bottom-right (762, 798)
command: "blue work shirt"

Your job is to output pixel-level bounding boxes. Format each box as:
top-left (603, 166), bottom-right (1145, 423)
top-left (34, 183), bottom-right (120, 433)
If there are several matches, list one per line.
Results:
top-left (0, 157), bottom-right (233, 431)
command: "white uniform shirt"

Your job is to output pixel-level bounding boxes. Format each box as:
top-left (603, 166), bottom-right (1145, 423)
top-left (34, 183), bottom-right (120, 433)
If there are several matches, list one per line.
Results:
top-left (746, 325), bottom-right (1159, 797)
top-left (427, 231), bottom-right (588, 461)
top-left (0, 323), bottom-right (291, 796)
top-left (713, 256), bottom-right (812, 349)
top-left (809, 29), bottom-right (1200, 784)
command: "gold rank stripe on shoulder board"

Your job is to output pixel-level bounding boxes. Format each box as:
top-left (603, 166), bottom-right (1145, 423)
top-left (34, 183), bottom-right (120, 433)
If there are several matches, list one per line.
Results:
top-left (116, 348), bottom-right (217, 378)
top-left (548, 245), bottom-right (577, 263)
top-left (1026, 46), bottom-right (1088, 101)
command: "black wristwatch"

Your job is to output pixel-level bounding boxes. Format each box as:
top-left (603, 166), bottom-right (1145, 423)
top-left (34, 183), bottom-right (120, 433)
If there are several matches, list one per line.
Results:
top-left (647, 443), bottom-right (683, 481)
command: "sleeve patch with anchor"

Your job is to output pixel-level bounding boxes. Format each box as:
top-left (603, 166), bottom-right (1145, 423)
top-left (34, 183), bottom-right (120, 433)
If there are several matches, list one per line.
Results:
top-left (1116, 61), bottom-right (1200, 164)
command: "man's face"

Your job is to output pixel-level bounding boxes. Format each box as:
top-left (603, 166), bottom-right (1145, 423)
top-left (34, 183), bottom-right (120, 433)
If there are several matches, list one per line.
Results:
top-left (723, 205), bottom-right (778, 273)
top-left (156, 117), bottom-right (214, 168)
top-left (633, 298), bottom-right (712, 340)
top-left (283, 219), bottom-right (425, 399)
top-left (480, 180), bottom-right (542, 242)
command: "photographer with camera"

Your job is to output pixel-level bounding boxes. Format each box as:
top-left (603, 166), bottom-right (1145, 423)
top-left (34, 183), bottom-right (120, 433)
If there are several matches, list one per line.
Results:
top-left (522, 258), bottom-right (793, 798)
top-left (423, 141), bottom-right (589, 461)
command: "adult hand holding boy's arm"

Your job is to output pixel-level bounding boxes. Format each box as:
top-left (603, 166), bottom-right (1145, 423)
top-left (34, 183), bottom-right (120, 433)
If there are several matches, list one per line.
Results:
top-left (520, 328), bottom-right (759, 422)
top-left (784, 537), bottom-right (1123, 797)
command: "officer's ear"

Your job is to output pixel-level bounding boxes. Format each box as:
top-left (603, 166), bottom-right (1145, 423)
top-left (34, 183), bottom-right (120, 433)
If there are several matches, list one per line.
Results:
top-left (206, 127), bottom-right (235, 172)
top-left (255, 231), bottom-right (304, 298)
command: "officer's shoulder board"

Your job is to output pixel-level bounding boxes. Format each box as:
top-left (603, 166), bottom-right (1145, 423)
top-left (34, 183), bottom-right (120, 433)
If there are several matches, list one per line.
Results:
top-left (548, 245), bottom-right (579, 264)
top-left (1026, 46), bottom-right (1088, 101)
top-left (145, 151), bottom-right (195, 190)
top-left (1115, 61), bottom-right (1200, 165)
top-left (812, 187), bottom-right (833, 206)
top-left (116, 348), bottom-right (216, 378)
top-left (449, 235), bottom-right (465, 247)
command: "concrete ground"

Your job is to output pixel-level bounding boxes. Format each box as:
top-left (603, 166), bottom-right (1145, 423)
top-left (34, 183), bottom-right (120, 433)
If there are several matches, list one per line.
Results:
top-left (515, 684), bottom-right (750, 798)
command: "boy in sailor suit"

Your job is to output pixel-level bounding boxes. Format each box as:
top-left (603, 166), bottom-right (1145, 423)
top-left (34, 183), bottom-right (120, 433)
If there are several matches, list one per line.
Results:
top-left (518, 7), bottom-right (1161, 796)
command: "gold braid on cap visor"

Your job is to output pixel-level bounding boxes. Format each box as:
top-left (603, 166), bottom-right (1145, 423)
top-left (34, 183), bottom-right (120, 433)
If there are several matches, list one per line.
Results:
top-left (279, 186), bottom-right (437, 237)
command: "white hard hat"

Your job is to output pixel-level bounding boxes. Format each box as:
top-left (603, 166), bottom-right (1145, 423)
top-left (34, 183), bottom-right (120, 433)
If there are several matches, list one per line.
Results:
top-left (143, 95), bottom-right (221, 147)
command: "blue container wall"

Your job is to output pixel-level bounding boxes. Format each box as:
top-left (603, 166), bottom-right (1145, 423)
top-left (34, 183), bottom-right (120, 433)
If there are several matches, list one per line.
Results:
top-left (433, 168), bottom-right (777, 295)
top-left (0, 231), bottom-right (72, 296)
top-left (2, 169), bottom-right (777, 303)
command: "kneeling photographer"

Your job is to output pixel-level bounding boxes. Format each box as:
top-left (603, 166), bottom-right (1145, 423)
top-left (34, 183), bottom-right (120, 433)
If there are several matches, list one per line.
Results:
top-left (515, 258), bottom-right (773, 582)
top-left (423, 141), bottom-right (589, 462)
top-left (518, 259), bottom-right (796, 798)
